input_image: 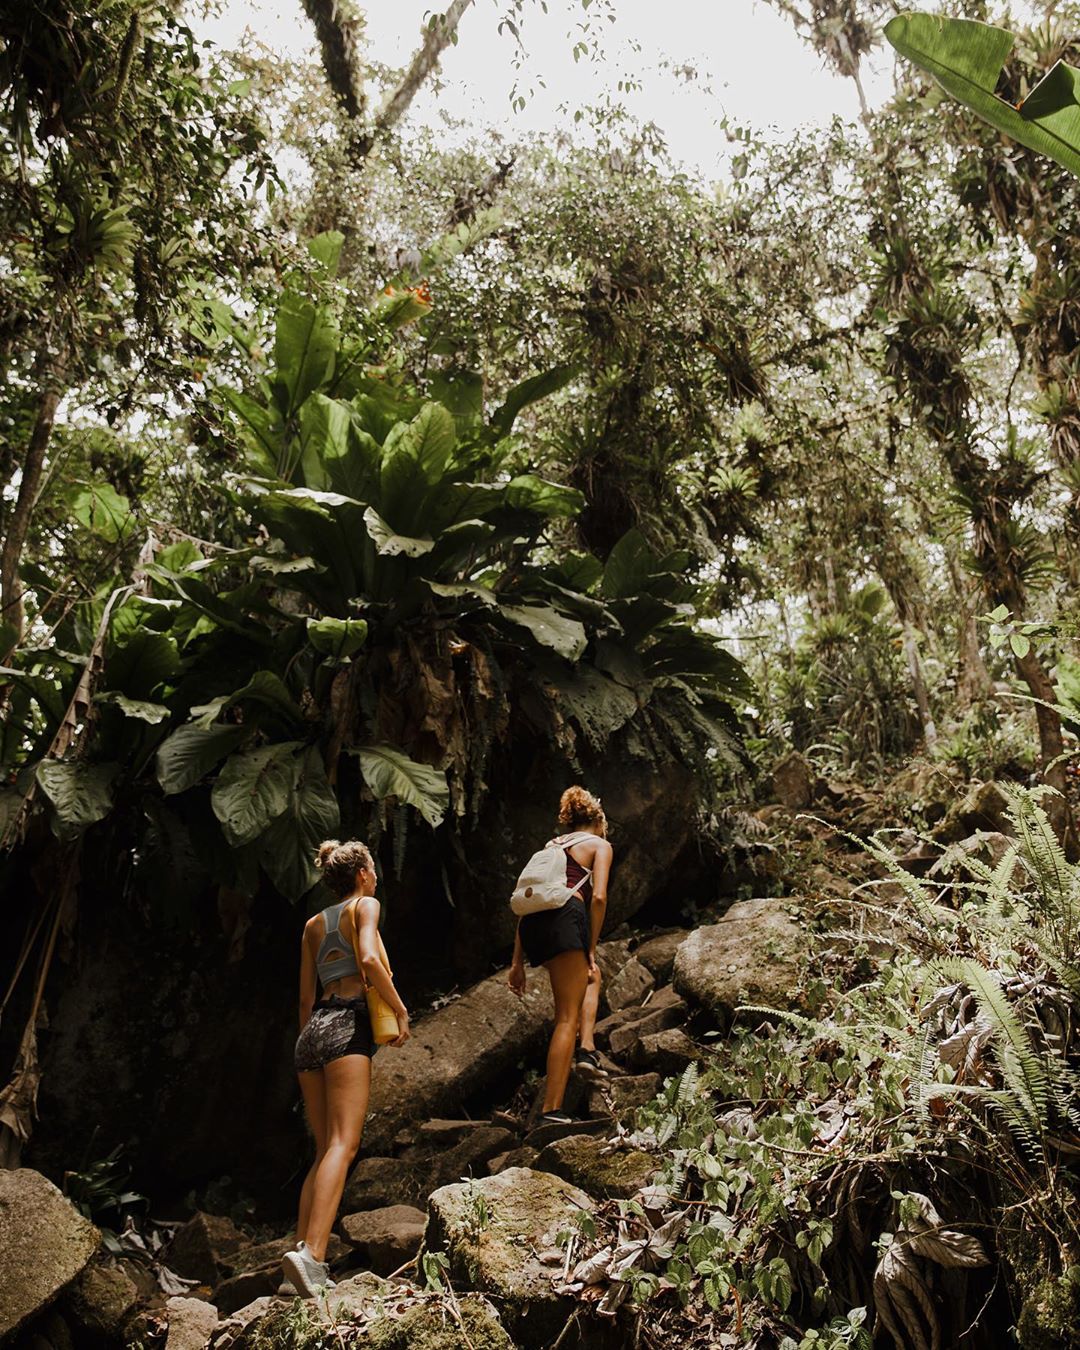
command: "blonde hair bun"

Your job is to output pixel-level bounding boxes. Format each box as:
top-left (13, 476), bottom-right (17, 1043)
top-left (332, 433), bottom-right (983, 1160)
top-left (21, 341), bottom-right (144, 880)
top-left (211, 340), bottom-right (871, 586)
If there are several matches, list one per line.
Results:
top-left (314, 838), bottom-right (375, 898)
top-left (558, 786), bottom-right (606, 833)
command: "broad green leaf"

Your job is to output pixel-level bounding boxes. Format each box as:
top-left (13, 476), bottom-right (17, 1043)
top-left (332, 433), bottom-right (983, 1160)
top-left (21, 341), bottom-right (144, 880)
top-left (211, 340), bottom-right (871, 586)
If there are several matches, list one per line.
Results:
top-left (212, 741), bottom-right (301, 846)
top-left (491, 363), bottom-right (577, 437)
top-left (156, 540), bottom-right (203, 572)
top-left (274, 293), bottom-right (337, 416)
top-left (260, 745), bottom-right (341, 900)
top-left (221, 387), bottom-right (283, 476)
top-left (306, 616), bottom-right (368, 658)
top-left (95, 692), bottom-right (170, 723)
top-left (155, 723), bottom-right (247, 795)
top-left (308, 230), bottom-right (345, 276)
top-left (423, 580), bottom-right (499, 606)
top-left (499, 604), bottom-right (588, 662)
top-left (372, 288), bottom-right (431, 330)
top-left (601, 528), bottom-right (657, 600)
top-left (379, 403), bottom-right (457, 528)
top-left (190, 671), bottom-right (304, 731)
top-left (1010, 632), bottom-right (1031, 658)
top-left (72, 482), bottom-right (134, 543)
top-left (884, 14), bottom-right (1080, 179)
top-left (430, 369), bottom-right (484, 428)
top-left (505, 474), bottom-right (585, 518)
top-left (249, 553), bottom-right (325, 577)
top-left (363, 506), bottom-right (434, 558)
top-left (106, 629), bottom-right (181, 697)
top-left (299, 393), bottom-right (351, 491)
top-left (354, 744), bottom-right (449, 828)
top-left (36, 760), bottom-right (118, 841)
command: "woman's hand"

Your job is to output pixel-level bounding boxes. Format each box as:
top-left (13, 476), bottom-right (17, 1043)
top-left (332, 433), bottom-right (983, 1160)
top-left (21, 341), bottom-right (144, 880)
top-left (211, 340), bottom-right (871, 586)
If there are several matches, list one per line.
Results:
top-left (587, 950), bottom-right (599, 980)
top-left (508, 960), bottom-right (526, 998)
top-left (390, 1010), bottom-right (410, 1048)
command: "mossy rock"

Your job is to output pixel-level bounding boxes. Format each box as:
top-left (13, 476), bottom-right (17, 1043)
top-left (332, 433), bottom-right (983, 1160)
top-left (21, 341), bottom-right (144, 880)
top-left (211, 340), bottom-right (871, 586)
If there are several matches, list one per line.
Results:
top-left (366, 1295), bottom-right (512, 1349)
top-left (424, 1167), bottom-right (594, 1348)
top-left (533, 1133), bottom-right (655, 1199)
top-left (1016, 1274), bottom-right (1080, 1350)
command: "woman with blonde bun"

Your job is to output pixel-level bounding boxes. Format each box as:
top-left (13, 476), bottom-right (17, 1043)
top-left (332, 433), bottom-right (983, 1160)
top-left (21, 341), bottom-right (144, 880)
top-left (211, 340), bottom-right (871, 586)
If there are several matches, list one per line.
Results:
top-left (280, 839), bottom-right (410, 1298)
top-left (508, 787), bottom-right (613, 1124)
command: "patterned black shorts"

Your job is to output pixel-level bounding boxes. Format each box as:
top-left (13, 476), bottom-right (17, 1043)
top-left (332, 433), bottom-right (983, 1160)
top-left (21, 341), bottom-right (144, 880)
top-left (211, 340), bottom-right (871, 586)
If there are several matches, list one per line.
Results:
top-left (294, 994), bottom-right (376, 1072)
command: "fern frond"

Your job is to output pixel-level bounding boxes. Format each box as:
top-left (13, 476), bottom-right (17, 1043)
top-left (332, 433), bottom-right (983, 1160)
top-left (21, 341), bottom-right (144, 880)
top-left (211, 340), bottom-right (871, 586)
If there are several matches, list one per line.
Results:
top-left (938, 958), bottom-right (1050, 1156)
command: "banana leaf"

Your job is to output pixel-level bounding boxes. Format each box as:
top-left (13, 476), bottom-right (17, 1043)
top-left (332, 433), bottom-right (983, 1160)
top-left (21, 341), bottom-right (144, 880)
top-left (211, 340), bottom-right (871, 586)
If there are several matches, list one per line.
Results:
top-left (885, 13), bottom-right (1080, 178)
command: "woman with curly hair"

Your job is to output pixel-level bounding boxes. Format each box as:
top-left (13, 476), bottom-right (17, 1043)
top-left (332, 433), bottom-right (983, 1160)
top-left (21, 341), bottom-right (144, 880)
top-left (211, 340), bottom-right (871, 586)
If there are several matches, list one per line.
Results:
top-left (281, 839), bottom-right (410, 1297)
top-left (508, 786), bottom-right (613, 1125)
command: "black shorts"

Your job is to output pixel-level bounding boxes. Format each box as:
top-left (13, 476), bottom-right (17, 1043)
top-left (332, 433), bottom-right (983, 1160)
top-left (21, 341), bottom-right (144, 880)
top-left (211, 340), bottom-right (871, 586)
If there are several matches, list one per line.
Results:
top-left (519, 897), bottom-right (590, 968)
top-left (294, 994), bottom-right (376, 1072)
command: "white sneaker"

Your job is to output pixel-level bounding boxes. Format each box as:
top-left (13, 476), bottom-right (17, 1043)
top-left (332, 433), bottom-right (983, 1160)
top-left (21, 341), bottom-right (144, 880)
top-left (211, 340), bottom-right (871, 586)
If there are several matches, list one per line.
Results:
top-left (281, 1241), bottom-right (335, 1298)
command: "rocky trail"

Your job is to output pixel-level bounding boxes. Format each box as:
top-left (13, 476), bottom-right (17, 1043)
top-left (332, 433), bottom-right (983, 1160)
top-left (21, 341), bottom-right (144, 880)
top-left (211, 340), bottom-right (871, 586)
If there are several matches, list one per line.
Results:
top-left (1, 760), bottom-right (1030, 1350)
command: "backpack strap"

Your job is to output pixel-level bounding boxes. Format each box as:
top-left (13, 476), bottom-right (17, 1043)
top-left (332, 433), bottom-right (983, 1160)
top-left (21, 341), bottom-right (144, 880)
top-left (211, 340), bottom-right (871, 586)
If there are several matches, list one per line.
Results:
top-left (548, 832), bottom-right (596, 900)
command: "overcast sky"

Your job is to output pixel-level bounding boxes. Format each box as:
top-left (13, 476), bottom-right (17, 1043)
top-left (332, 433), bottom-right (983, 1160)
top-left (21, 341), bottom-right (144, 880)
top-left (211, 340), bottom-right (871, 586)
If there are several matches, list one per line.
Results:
top-left (202, 0), bottom-right (897, 178)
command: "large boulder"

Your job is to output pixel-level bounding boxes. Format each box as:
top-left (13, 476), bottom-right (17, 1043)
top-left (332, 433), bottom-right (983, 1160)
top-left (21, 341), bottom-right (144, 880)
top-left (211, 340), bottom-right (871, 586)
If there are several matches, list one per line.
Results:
top-left (533, 1134), bottom-right (655, 1200)
top-left (588, 1072), bottom-right (661, 1122)
top-left (398, 1125), bottom-right (518, 1190)
top-left (631, 930), bottom-right (690, 982)
top-left (340, 1205), bottom-right (428, 1275)
top-left (61, 1260), bottom-right (139, 1340)
top-left (342, 1157), bottom-right (424, 1212)
top-left (164, 1212), bottom-right (247, 1287)
top-left (934, 780), bottom-right (1013, 843)
top-left (772, 751), bottom-right (813, 808)
top-left (210, 1272), bottom-right (510, 1350)
top-left (0, 1168), bottom-right (100, 1339)
top-left (362, 971), bottom-right (552, 1152)
top-left (165, 1295), bottom-right (219, 1350)
top-left (673, 899), bottom-right (806, 1027)
top-left (424, 1168), bottom-right (594, 1346)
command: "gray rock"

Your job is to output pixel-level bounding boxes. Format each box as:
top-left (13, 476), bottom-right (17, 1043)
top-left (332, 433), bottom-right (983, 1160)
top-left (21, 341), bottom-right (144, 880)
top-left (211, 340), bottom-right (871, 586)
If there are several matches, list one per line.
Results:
top-left (629, 1027), bottom-right (703, 1077)
top-left (401, 1125), bottom-right (518, 1188)
top-left (342, 1157), bottom-right (423, 1212)
top-left (588, 1072), bottom-right (662, 1122)
top-left (935, 780), bottom-right (1014, 842)
top-left (631, 930), bottom-right (690, 982)
top-left (424, 1168), bottom-right (594, 1347)
top-left (673, 899), bottom-right (806, 1027)
top-left (772, 750), bottom-right (813, 808)
top-left (340, 1205), bottom-right (427, 1275)
top-left (0, 1168), bottom-right (100, 1339)
top-left (487, 1145), bottom-right (538, 1174)
top-left (533, 1134), bottom-right (655, 1199)
top-left (165, 1295), bottom-right (219, 1350)
top-left (365, 1293), bottom-right (513, 1349)
top-left (608, 999), bottom-right (687, 1057)
top-left (210, 1267), bottom-right (277, 1316)
top-left (62, 1260), bottom-right (139, 1339)
top-left (604, 956), bottom-right (655, 1011)
top-left (165, 1212), bottom-right (246, 1286)
top-left (362, 970), bottom-right (554, 1153)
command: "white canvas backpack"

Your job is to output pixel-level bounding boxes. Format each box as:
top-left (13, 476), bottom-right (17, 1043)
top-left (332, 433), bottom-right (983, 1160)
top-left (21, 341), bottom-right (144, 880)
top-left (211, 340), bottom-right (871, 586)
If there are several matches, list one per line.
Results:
top-left (509, 832), bottom-right (595, 917)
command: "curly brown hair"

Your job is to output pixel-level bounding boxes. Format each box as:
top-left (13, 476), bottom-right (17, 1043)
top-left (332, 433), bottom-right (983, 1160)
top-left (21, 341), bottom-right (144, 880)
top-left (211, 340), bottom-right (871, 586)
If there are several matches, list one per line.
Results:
top-left (314, 838), bottom-right (375, 899)
top-left (558, 785), bottom-right (607, 835)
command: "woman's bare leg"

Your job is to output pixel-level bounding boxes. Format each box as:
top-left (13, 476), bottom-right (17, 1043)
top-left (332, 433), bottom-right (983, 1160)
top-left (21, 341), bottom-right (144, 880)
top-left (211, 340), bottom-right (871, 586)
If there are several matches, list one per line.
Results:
top-left (300, 1054), bottom-right (370, 1261)
top-left (542, 950), bottom-right (590, 1112)
top-left (579, 964), bottom-right (602, 1052)
top-left (296, 1068), bottom-right (328, 1242)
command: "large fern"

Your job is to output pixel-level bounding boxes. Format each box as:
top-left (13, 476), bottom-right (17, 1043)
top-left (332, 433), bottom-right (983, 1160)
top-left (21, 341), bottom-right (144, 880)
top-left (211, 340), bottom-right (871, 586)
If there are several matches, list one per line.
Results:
top-left (936, 958), bottom-right (1050, 1160)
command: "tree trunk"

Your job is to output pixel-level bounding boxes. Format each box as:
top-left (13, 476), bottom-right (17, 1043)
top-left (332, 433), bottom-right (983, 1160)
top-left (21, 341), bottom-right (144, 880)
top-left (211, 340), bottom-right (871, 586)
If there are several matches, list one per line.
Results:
top-left (944, 549), bottom-right (993, 706)
top-left (902, 623), bottom-right (938, 751)
top-left (1013, 643), bottom-right (1076, 850)
top-left (0, 343), bottom-right (69, 655)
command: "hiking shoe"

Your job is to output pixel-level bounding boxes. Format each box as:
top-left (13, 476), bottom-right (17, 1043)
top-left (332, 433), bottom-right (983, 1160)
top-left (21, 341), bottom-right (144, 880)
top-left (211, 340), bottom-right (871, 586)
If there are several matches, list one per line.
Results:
top-left (539, 1110), bottom-right (575, 1126)
top-left (281, 1242), bottom-right (335, 1298)
top-left (574, 1048), bottom-right (609, 1081)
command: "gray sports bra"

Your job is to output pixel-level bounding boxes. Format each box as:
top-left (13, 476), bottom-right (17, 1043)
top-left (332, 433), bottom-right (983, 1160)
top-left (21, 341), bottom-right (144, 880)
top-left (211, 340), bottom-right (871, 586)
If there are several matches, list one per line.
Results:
top-left (315, 900), bottom-right (361, 987)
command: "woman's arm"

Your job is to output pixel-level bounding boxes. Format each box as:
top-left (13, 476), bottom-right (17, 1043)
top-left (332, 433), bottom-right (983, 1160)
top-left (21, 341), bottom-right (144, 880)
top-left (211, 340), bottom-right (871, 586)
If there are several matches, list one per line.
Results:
top-left (298, 922), bottom-right (318, 1030)
top-left (587, 840), bottom-right (613, 975)
top-left (508, 920), bottom-right (526, 996)
top-left (353, 896), bottom-right (410, 1043)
